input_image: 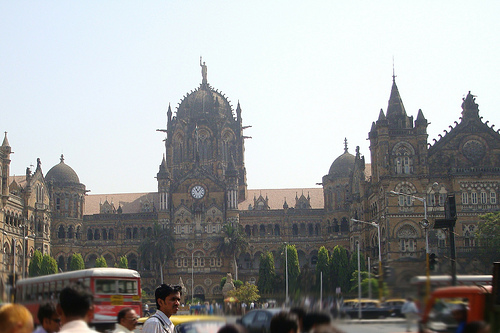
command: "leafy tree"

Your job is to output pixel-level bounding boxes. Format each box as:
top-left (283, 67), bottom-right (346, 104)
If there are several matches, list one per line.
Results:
top-left (117, 256), bottom-right (128, 269)
top-left (348, 248), bottom-right (366, 290)
top-left (95, 256), bottom-right (107, 267)
top-left (138, 222), bottom-right (174, 282)
top-left (280, 244), bottom-right (300, 295)
top-left (475, 212), bottom-right (500, 265)
top-left (220, 277), bottom-right (227, 290)
top-left (228, 282), bottom-right (260, 304)
top-left (40, 255), bottom-right (58, 275)
top-left (28, 250), bottom-right (43, 277)
top-left (316, 246), bottom-right (329, 292)
top-left (298, 263), bottom-right (315, 295)
top-left (70, 253), bottom-right (85, 271)
top-left (216, 223), bottom-right (248, 281)
top-left (330, 245), bottom-right (350, 294)
top-left (258, 252), bottom-right (276, 294)
top-left (349, 271), bottom-right (388, 297)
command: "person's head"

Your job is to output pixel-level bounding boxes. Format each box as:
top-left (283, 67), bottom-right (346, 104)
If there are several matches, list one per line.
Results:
top-left (155, 284), bottom-right (182, 318)
top-left (117, 307), bottom-right (139, 331)
top-left (451, 304), bottom-right (467, 323)
top-left (290, 307), bottom-right (306, 332)
top-left (303, 312), bottom-right (331, 333)
top-left (37, 301), bottom-right (61, 333)
top-left (218, 324), bottom-right (248, 333)
top-left (464, 321), bottom-right (490, 333)
top-left (270, 311), bottom-right (299, 333)
top-left (58, 282), bottom-right (94, 323)
top-left (0, 303), bottom-right (34, 333)
top-left (310, 324), bottom-right (344, 333)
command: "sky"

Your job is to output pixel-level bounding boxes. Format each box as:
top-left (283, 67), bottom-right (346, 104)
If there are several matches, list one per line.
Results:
top-left (1, 1), bottom-right (499, 195)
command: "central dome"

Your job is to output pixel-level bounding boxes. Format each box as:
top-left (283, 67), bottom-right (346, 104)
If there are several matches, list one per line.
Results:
top-left (46, 155), bottom-right (80, 184)
top-left (328, 142), bottom-right (355, 177)
top-left (176, 84), bottom-right (235, 121)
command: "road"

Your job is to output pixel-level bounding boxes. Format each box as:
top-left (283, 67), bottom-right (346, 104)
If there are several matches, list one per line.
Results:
top-left (227, 315), bottom-right (411, 333)
top-left (335, 320), bottom-right (412, 333)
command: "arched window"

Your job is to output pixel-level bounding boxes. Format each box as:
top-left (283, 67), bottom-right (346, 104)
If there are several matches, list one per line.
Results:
top-left (397, 224), bottom-right (418, 256)
top-left (245, 225), bottom-right (251, 237)
top-left (393, 142), bottom-right (414, 175)
top-left (102, 229), bottom-right (107, 240)
top-left (94, 229), bottom-right (100, 240)
top-left (58, 256), bottom-right (65, 272)
top-left (58, 225), bottom-right (65, 239)
top-left (109, 228), bottom-right (114, 240)
top-left (67, 226), bottom-right (74, 239)
top-left (133, 228), bottom-right (138, 239)
top-left (87, 229), bottom-right (93, 240)
top-left (292, 224), bottom-right (298, 236)
top-left (126, 228), bottom-right (132, 239)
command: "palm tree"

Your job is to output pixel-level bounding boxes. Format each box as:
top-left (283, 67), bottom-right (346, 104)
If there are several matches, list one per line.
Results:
top-left (216, 222), bottom-right (248, 280)
top-left (138, 222), bottom-right (175, 283)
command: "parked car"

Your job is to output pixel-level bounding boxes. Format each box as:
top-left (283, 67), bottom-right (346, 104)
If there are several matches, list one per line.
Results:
top-left (237, 308), bottom-right (284, 333)
top-left (136, 314), bottom-right (226, 333)
top-left (382, 298), bottom-right (406, 317)
top-left (340, 299), bottom-right (391, 319)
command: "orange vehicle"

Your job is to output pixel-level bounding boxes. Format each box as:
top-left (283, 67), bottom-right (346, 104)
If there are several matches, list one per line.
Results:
top-left (16, 268), bottom-right (142, 331)
top-left (419, 285), bottom-right (498, 333)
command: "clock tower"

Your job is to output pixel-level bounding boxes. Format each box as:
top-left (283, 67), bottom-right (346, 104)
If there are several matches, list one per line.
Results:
top-left (156, 61), bottom-right (248, 300)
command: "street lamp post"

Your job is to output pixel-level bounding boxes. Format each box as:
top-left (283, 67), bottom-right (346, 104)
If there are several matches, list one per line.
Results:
top-left (191, 252), bottom-right (194, 304)
top-left (284, 243), bottom-right (288, 306)
top-left (389, 191), bottom-right (430, 301)
top-left (351, 218), bottom-right (382, 301)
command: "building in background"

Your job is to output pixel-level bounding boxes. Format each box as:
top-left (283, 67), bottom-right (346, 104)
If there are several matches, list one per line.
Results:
top-left (2, 66), bottom-right (499, 301)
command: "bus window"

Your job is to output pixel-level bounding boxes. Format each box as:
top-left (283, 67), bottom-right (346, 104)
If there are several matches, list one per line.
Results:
top-left (83, 278), bottom-right (90, 288)
top-left (56, 280), bottom-right (63, 292)
top-left (118, 280), bottom-right (138, 295)
top-left (96, 279), bottom-right (116, 294)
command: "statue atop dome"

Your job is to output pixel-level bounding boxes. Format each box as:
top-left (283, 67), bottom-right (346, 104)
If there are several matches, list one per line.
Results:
top-left (200, 56), bottom-right (207, 85)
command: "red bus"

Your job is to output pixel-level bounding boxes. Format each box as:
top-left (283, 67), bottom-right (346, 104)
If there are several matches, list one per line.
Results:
top-left (16, 268), bottom-right (142, 330)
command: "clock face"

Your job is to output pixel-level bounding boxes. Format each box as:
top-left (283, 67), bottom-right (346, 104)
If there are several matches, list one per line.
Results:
top-left (191, 185), bottom-right (205, 199)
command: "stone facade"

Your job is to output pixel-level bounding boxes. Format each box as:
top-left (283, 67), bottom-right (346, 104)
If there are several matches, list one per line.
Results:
top-left (2, 68), bottom-right (500, 302)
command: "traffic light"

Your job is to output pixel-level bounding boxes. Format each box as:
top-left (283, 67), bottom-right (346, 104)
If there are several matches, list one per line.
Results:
top-left (445, 195), bottom-right (457, 220)
top-left (429, 253), bottom-right (437, 271)
top-left (371, 265), bottom-right (379, 278)
top-left (383, 266), bottom-right (392, 279)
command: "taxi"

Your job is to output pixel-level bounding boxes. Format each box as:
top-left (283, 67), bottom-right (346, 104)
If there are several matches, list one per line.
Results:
top-left (340, 298), bottom-right (391, 319)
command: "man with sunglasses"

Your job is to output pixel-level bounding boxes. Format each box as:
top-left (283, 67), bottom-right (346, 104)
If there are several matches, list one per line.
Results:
top-left (33, 301), bottom-right (61, 333)
top-left (113, 308), bottom-right (139, 333)
top-left (143, 284), bottom-right (182, 333)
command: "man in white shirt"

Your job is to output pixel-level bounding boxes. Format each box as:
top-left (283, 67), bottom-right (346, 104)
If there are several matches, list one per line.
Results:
top-left (113, 308), bottom-right (139, 333)
top-left (142, 284), bottom-right (182, 333)
top-left (57, 282), bottom-right (97, 333)
top-left (33, 301), bottom-right (61, 333)
top-left (401, 297), bottom-right (419, 332)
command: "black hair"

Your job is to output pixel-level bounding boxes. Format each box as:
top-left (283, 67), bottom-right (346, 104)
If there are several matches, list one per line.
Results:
top-left (464, 321), bottom-right (489, 333)
top-left (218, 324), bottom-right (248, 333)
top-left (37, 301), bottom-right (57, 324)
top-left (303, 312), bottom-right (332, 333)
top-left (59, 282), bottom-right (94, 318)
top-left (270, 311), bottom-right (298, 333)
top-left (290, 307), bottom-right (306, 331)
top-left (117, 307), bottom-right (133, 323)
top-left (154, 284), bottom-right (182, 308)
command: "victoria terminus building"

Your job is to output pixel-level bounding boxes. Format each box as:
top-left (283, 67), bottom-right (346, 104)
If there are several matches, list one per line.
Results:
top-left (1, 64), bottom-right (500, 301)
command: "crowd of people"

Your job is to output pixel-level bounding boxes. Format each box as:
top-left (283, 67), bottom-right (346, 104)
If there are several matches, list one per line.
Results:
top-left (0, 284), bottom-right (492, 333)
